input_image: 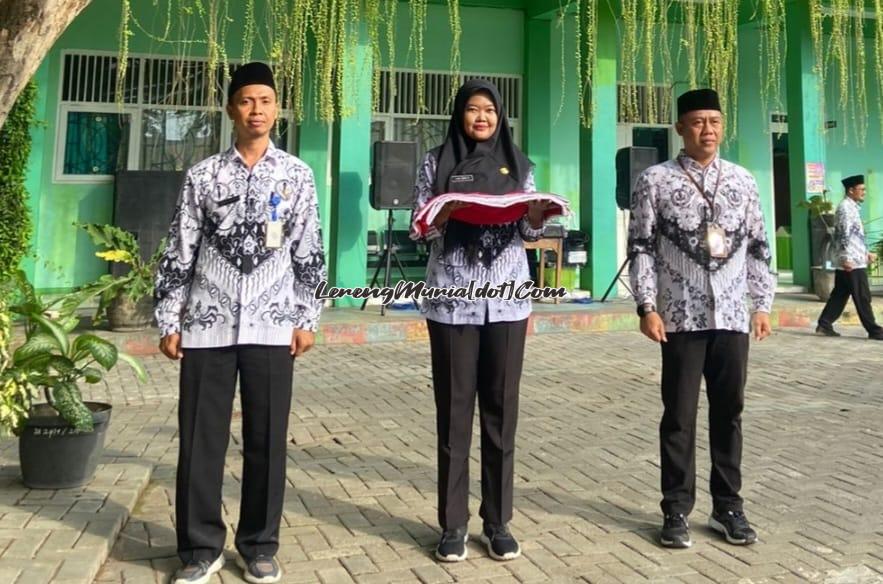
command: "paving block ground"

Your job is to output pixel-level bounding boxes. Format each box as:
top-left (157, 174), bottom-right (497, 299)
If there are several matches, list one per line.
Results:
top-left (68, 324), bottom-right (883, 583)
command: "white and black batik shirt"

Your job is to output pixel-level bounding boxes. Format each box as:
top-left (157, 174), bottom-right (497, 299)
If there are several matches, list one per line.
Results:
top-left (154, 143), bottom-right (326, 348)
top-left (627, 151), bottom-right (776, 333)
top-left (834, 197), bottom-right (868, 269)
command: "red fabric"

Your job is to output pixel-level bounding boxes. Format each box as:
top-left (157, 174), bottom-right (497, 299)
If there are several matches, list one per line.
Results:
top-left (450, 202), bottom-right (529, 225)
top-left (411, 191), bottom-right (570, 237)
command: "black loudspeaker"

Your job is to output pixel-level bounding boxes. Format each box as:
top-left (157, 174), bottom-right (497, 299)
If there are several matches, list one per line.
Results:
top-left (371, 141), bottom-right (418, 210)
top-left (615, 146), bottom-right (659, 210)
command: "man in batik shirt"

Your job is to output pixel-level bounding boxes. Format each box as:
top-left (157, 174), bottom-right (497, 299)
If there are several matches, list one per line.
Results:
top-left (628, 88), bottom-right (776, 549)
top-left (155, 62), bottom-right (326, 584)
top-left (816, 175), bottom-right (883, 340)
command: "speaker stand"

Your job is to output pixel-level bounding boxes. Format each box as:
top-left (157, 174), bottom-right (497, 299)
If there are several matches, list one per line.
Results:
top-left (361, 209), bottom-right (420, 316)
top-left (599, 258), bottom-right (635, 302)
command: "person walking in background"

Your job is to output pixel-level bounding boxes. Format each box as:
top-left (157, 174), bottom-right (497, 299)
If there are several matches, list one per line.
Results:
top-left (816, 175), bottom-right (883, 340)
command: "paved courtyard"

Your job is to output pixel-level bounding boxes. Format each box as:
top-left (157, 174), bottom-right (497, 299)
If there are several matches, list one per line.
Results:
top-left (74, 324), bottom-right (883, 583)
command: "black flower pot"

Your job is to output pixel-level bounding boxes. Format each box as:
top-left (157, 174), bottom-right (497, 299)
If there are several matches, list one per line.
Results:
top-left (107, 294), bottom-right (153, 332)
top-left (19, 402), bottom-right (112, 489)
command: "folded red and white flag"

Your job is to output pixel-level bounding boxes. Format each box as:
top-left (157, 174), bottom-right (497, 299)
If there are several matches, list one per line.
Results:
top-left (411, 191), bottom-right (571, 238)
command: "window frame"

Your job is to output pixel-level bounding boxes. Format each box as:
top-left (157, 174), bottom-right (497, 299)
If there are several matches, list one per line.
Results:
top-left (371, 67), bottom-right (523, 150)
top-left (55, 49), bottom-right (300, 184)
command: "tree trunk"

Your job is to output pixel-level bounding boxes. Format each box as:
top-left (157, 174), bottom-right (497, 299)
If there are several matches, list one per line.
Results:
top-left (0, 0), bottom-right (92, 130)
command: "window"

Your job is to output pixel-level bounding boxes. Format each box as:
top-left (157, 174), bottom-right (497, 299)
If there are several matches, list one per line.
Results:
top-left (372, 69), bottom-right (522, 160)
top-left (62, 111), bottom-right (130, 175)
top-left (56, 51), bottom-right (299, 182)
top-left (140, 110), bottom-right (222, 171)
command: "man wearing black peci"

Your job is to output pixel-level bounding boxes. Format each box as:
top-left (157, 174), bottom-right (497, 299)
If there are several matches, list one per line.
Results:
top-left (627, 88), bottom-right (776, 548)
top-left (816, 174), bottom-right (883, 340)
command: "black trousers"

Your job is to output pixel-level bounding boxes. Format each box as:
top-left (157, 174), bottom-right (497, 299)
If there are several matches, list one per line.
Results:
top-left (427, 318), bottom-right (528, 530)
top-left (818, 268), bottom-right (883, 335)
top-left (659, 331), bottom-right (748, 516)
top-left (176, 345), bottom-right (294, 563)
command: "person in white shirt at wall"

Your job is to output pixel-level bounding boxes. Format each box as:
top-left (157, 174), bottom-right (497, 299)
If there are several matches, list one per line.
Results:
top-left (155, 62), bottom-right (326, 584)
top-left (627, 88), bottom-right (776, 550)
top-left (816, 175), bottom-right (883, 340)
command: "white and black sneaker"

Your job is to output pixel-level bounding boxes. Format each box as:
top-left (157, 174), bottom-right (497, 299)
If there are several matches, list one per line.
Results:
top-left (172, 554), bottom-right (225, 584)
top-left (660, 513), bottom-right (692, 548)
top-left (709, 509), bottom-right (757, 545)
top-left (235, 554), bottom-right (282, 583)
top-left (480, 523), bottom-right (521, 561)
top-left (435, 526), bottom-right (468, 562)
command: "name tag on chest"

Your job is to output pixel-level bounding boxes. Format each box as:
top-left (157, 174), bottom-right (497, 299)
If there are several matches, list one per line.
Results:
top-left (266, 221), bottom-right (283, 249)
top-left (450, 174), bottom-right (474, 184)
top-left (707, 225), bottom-right (727, 258)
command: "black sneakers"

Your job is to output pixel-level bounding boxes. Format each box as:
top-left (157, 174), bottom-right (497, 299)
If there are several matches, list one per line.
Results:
top-left (480, 523), bottom-right (521, 561)
top-left (709, 509), bottom-right (758, 545)
top-left (172, 555), bottom-right (224, 584)
top-left (435, 526), bottom-right (468, 562)
top-left (660, 513), bottom-right (692, 548)
top-left (816, 325), bottom-right (841, 337)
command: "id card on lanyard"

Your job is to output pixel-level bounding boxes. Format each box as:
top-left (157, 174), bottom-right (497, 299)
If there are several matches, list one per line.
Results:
top-left (266, 192), bottom-right (282, 248)
top-left (678, 159), bottom-right (726, 258)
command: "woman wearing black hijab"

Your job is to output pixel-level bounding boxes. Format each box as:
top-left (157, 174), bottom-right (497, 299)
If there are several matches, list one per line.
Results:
top-left (410, 79), bottom-right (550, 563)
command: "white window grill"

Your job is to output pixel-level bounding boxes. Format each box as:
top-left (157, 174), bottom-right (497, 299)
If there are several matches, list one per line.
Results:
top-left (375, 69), bottom-right (522, 119)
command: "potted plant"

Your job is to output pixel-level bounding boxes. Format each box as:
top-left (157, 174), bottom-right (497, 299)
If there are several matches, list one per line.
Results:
top-left (0, 271), bottom-right (146, 488)
top-left (74, 223), bottom-right (164, 331)
top-left (871, 237), bottom-right (883, 278)
top-left (797, 192), bottom-right (836, 301)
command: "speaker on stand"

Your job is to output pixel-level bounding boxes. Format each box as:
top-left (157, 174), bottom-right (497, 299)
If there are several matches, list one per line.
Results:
top-left (362, 141), bottom-right (420, 315)
top-left (600, 146), bottom-right (660, 302)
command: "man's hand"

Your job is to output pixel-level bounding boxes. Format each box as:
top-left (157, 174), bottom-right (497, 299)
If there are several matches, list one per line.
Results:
top-left (842, 260), bottom-right (854, 272)
top-left (432, 201), bottom-right (470, 229)
top-left (159, 333), bottom-right (183, 360)
top-left (752, 312), bottom-right (772, 341)
top-left (869, 252), bottom-right (878, 264)
top-left (640, 312), bottom-right (668, 343)
top-left (526, 199), bottom-right (554, 229)
top-left (291, 329), bottom-right (315, 357)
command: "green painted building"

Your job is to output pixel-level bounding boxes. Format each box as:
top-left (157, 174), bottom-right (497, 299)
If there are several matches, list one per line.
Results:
top-left (21, 0), bottom-right (883, 301)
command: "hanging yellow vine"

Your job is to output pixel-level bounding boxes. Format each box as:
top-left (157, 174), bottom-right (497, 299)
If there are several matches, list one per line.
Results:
top-left (115, 0), bottom-right (882, 140)
top-left (758, 0), bottom-right (786, 117)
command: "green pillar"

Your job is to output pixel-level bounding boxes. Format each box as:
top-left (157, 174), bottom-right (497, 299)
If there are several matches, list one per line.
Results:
top-left (297, 118), bottom-right (332, 266)
top-left (579, 1), bottom-right (618, 294)
top-left (734, 23), bottom-right (777, 271)
top-left (785, 0), bottom-right (825, 287)
top-left (330, 22), bottom-right (372, 305)
top-left (524, 17), bottom-right (552, 191)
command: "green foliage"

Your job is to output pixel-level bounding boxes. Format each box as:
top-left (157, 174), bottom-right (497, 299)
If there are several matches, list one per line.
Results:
top-left (797, 195), bottom-right (834, 218)
top-left (114, 0), bottom-right (883, 137)
top-left (0, 81), bottom-right (36, 293)
top-left (0, 271), bottom-right (146, 435)
top-left (73, 223), bottom-right (164, 324)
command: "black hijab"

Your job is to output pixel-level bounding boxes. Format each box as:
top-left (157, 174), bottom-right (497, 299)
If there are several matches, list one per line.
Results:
top-left (433, 79), bottom-right (532, 266)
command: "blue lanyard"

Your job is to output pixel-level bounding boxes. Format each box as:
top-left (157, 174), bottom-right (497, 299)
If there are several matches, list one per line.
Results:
top-left (269, 192), bottom-right (281, 221)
